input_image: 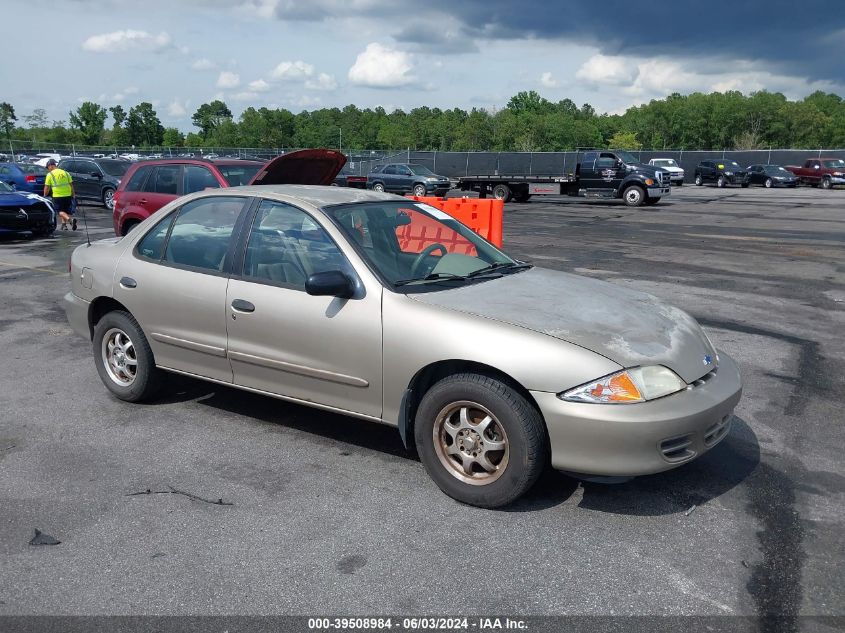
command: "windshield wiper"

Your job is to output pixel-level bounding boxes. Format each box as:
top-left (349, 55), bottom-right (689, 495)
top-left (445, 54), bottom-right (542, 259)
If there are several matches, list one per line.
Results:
top-left (394, 272), bottom-right (472, 286)
top-left (466, 262), bottom-right (533, 277)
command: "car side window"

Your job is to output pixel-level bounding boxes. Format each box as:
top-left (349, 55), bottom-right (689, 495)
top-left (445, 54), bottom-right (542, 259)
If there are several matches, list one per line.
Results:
top-left (136, 213), bottom-right (176, 261)
top-left (124, 166), bottom-right (152, 192)
top-left (184, 165), bottom-right (221, 194)
top-left (163, 196), bottom-right (247, 273)
top-left (397, 166), bottom-right (412, 176)
top-left (382, 165), bottom-right (396, 175)
top-left (242, 199), bottom-right (351, 291)
top-left (147, 166), bottom-right (181, 195)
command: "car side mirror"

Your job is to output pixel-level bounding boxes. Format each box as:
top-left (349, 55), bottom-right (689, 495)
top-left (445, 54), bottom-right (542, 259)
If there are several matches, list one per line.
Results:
top-left (305, 270), bottom-right (354, 299)
top-left (91, 171), bottom-right (102, 178)
top-left (615, 160), bottom-right (624, 168)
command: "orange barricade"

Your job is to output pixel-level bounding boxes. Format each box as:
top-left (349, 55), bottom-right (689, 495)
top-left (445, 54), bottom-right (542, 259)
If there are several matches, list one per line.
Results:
top-left (405, 196), bottom-right (504, 247)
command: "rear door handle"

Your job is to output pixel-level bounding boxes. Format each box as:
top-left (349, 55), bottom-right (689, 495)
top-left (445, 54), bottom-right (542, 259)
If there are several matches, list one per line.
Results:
top-left (231, 299), bottom-right (255, 313)
top-left (139, 198), bottom-right (148, 204)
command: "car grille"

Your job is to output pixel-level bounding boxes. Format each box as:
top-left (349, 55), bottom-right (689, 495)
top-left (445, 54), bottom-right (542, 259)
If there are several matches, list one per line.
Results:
top-left (0, 203), bottom-right (53, 230)
top-left (659, 435), bottom-right (696, 463)
top-left (704, 415), bottom-right (732, 447)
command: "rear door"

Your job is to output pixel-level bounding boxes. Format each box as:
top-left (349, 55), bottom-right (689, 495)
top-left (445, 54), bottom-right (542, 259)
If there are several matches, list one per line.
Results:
top-left (138, 165), bottom-right (183, 218)
top-left (113, 194), bottom-right (251, 381)
top-left (381, 164), bottom-right (399, 191)
top-left (394, 164), bottom-right (413, 192)
top-left (71, 159), bottom-right (99, 200)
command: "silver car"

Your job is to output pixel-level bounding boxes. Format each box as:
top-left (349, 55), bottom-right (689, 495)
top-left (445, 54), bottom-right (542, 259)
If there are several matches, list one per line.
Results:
top-left (64, 186), bottom-right (742, 508)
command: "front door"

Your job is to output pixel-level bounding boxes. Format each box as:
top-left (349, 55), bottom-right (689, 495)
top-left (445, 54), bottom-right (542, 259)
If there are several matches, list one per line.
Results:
top-left (226, 198), bottom-right (383, 418)
top-left (67, 160), bottom-right (96, 200)
top-left (113, 195), bottom-right (251, 382)
top-left (581, 152), bottom-right (622, 191)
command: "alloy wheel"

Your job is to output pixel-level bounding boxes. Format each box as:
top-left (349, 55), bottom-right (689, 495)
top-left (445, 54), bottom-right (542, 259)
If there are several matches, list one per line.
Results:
top-left (101, 327), bottom-right (138, 387)
top-left (433, 400), bottom-right (509, 485)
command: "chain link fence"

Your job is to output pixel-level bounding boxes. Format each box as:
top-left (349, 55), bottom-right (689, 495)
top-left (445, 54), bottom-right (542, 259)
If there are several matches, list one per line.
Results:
top-left (3, 140), bottom-right (844, 179)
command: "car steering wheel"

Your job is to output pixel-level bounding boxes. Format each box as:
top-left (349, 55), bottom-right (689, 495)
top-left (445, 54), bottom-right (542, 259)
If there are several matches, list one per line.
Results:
top-left (410, 243), bottom-right (449, 277)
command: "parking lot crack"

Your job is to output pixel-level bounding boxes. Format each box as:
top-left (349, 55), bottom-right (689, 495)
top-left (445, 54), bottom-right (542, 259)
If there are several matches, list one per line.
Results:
top-left (126, 486), bottom-right (233, 506)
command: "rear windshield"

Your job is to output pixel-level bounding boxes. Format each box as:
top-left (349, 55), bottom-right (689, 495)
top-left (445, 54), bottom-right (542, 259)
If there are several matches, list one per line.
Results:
top-left (100, 160), bottom-right (131, 177)
top-left (217, 164), bottom-right (261, 186)
top-left (18, 164), bottom-right (47, 175)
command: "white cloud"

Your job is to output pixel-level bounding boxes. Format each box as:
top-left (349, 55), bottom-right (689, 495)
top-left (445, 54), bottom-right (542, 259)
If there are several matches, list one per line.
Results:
top-left (540, 72), bottom-right (558, 88)
top-left (82, 30), bottom-right (172, 53)
top-left (248, 79), bottom-right (271, 92)
top-left (232, 91), bottom-right (260, 101)
top-left (305, 73), bottom-right (337, 91)
top-left (271, 60), bottom-right (314, 80)
top-left (348, 43), bottom-right (414, 87)
top-left (167, 99), bottom-right (189, 117)
top-left (94, 86), bottom-right (141, 103)
top-left (575, 54), bottom-right (639, 86)
top-left (192, 58), bottom-right (217, 71)
top-left (216, 71), bottom-right (241, 89)
top-left (294, 95), bottom-right (322, 108)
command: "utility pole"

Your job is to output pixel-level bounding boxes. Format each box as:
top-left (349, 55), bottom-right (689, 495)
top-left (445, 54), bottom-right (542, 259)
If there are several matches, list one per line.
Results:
top-left (339, 127), bottom-right (342, 154)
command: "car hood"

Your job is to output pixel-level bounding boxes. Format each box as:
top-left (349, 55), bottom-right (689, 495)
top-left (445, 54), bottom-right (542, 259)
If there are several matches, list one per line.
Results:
top-left (410, 267), bottom-right (717, 384)
top-left (249, 149), bottom-right (346, 186)
top-left (0, 191), bottom-right (48, 206)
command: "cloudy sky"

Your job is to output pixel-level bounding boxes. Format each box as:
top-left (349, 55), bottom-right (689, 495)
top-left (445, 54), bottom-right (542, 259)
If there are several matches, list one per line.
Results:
top-left (4, 0), bottom-right (844, 130)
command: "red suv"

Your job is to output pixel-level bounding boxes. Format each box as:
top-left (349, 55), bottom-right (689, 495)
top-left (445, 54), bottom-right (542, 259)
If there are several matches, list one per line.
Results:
top-left (112, 149), bottom-right (346, 235)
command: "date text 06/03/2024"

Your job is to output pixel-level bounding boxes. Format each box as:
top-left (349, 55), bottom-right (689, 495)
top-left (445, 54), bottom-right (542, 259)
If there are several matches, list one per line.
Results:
top-left (307, 617), bottom-right (529, 630)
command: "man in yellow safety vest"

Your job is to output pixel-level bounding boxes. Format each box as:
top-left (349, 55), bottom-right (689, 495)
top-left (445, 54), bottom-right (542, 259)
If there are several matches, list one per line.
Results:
top-left (44, 159), bottom-right (77, 230)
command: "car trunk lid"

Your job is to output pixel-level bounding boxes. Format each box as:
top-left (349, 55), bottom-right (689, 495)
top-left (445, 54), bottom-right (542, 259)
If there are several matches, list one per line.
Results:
top-left (248, 149), bottom-right (346, 186)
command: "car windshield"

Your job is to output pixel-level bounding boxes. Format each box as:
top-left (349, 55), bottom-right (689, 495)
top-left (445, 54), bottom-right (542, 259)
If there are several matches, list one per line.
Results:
top-left (326, 200), bottom-right (524, 290)
top-left (767, 166), bottom-right (789, 174)
top-left (653, 159), bottom-right (677, 167)
top-left (822, 159), bottom-right (845, 168)
top-left (408, 164), bottom-right (436, 176)
top-left (99, 160), bottom-right (130, 177)
top-left (0, 181), bottom-right (13, 192)
top-left (721, 161), bottom-right (740, 168)
top-left (615, 151), bottom-right (638, 164)
top-left (217, 164), bottom-right (261, 186)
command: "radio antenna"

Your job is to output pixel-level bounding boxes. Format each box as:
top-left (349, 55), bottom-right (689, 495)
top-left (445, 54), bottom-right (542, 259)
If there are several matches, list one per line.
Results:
top-left (75, 197), bottom-right (91, 246)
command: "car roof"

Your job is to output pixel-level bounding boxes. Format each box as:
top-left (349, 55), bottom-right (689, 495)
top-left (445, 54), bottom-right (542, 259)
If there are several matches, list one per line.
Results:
top-left (127, 158), bottom-right (265, 167)
top-left (192, 184), bottom-right (401, 208)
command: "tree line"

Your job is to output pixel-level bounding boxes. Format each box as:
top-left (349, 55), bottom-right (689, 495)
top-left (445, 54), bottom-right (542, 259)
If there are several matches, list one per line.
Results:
top-left (2, 89), bottom-right (844, 152)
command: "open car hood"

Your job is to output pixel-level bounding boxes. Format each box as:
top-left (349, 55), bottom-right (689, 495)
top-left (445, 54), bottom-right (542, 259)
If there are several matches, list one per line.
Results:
top-left (248, 149), bottom-right (346, 186)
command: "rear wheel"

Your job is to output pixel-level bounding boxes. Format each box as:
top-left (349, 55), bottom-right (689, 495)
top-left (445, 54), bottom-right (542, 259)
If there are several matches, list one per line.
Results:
top-left (414, 373), bottom-right (547, 508)
top-left (765, 178), bottom-right (773, 188)
top-left (492, 184), bottom-right (511, 202)
top-left (121, 220), bottom-right (140, 236)
top-left (372, 182), bottom-right (385, 193)
top-left (695, 174), bottom-right (703, 186)
top-left (622, 185), bottom-right (645, 207)
top-left (102, 187), bottom-right (115, 211)
top-left (412, 183), bottom-right (427, 197)
top-left (821, 176), bottom-right (832, 190)
top-left (93, 310), bottom-right (161, 402)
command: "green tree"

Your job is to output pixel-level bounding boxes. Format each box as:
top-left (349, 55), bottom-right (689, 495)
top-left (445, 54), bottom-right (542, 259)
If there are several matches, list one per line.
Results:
top-left (506, 91), bottom-right (550, 115)
top-left (191, 100), bottom-right (233, 138)
top-left (162, 127), bottom-right (184, 147)
top-left (126, 102), bottom-right (164, 146)
top-left (0, 102), bottom-right (16, 140)
top-left (69, 101), bottom-right (108, 145)
top-left (607, 131), bottom-right (642, 150)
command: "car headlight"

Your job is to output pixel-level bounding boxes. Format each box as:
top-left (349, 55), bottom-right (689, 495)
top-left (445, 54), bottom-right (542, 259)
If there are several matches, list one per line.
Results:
top-left (724, 171), bottom-right (734, 176)
top-left (833, 172), bottom-right (843, 176)
top-left (559, 366), bottom-right (687, 404)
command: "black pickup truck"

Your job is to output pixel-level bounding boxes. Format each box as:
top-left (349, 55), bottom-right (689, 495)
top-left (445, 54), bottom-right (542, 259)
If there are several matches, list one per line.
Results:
top-left (457, 150), bottom-right (671, 206)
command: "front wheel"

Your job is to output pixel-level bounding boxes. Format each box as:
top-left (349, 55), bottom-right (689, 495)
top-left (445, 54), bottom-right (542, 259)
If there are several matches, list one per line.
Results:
top-left (622, 185), bottom-right (645, 207)
top-left (716, 175), bottom-right (727, 188)
top-left (93, 310), bottom-right (161, 402)
top-left (821, 177), bottom-right (832, 190)
top-left (695, 174), bottom-right (703, 186)
top-left (102, 188), bottom-right (115, 211)
top-left (412, 184), bottom-right (427, 197)
top-left (492, 183), bottom-right (511, 202)
top-left (415, 373), bottom-right (548, 508)
top-left (765, 178), bottom-right (773, 188)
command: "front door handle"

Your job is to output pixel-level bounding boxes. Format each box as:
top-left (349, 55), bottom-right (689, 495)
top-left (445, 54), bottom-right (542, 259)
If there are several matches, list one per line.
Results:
top-left (231, 299), bottom-right (255, 313)
top-left (139, 198), bottom-right (148, 204)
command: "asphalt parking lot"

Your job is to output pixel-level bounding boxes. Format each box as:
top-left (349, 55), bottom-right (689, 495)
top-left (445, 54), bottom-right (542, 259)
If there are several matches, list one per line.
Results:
top-left (0, 185), bottom-right (843, 621)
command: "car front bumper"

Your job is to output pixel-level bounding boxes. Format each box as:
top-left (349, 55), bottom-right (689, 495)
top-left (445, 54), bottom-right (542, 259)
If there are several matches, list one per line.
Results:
top-left (63, 291), bottom-right (91, 340)
top-left (532, 351), bottom-right (742, 476)
top-left (647, 186), bottom-right (671, 198)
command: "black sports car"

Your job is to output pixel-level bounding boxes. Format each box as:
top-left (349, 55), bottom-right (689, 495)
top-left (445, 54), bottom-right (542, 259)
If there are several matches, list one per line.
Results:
top-left (0, 181), bottom-right (56, 237)
top-left (746, 164), bottom-right (799, 188)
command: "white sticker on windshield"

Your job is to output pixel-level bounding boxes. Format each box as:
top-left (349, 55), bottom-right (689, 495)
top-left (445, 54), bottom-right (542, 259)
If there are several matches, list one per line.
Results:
top-left (415, 203), bottom-right (452, 220)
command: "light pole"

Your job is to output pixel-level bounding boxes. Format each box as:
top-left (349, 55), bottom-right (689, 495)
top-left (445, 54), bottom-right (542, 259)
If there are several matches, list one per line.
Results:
top-left (338, 126), bottom-right (342, 154)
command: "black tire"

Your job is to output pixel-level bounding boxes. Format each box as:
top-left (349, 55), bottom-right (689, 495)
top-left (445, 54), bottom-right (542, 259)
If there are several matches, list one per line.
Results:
top-left (122, 220), bottom-right (140, 236)
top-left (741, 183), bottom-right (749, 188)
top-left (414, 373), bottom-right (548, 508)
top-left (102, 187), bottom-right (116, 211)
top-left (694, 174), bottom-right (703, 186)
top-left (821, 176), bottom-right (832, 190)
top-left (675, 181), bottom-right (683, 187)
top-left (93, 310), bottom-right (161, 402)
top-left (412, 183), bottom-right (427, 197)
top-left (765, 178), bottom-right (773, 188)
top-left (622, 185), bottom-right (646, 207)
top-left (644, 197), bottom-right (660, 205)
top-left (716, 175), bottom-right (727, 188)
top-left (372, 182), bottom-right (385, 193)
top-left (492, 184), bottom-right (511, 202)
